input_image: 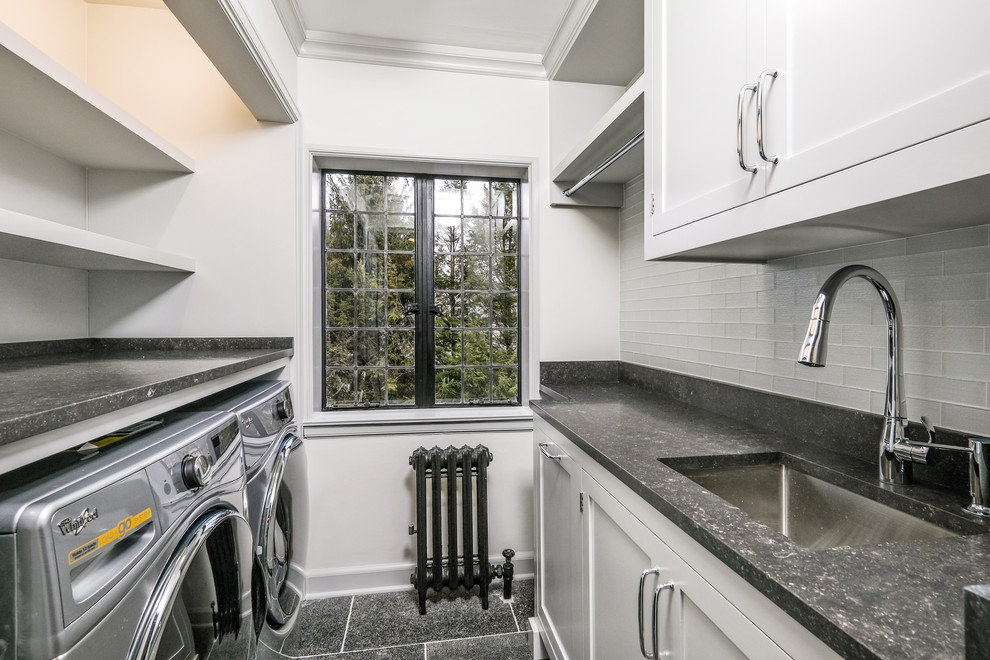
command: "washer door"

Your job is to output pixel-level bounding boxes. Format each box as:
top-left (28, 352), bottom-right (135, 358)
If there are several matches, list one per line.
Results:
top-left (258, 430), bottom-right (298, 626)
top-left (127, 507), bottom-right (255, 660)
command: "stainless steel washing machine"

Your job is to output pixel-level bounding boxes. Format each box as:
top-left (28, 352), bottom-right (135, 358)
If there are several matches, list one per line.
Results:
top-left (0, 411), bottom-right (257, 660)
top-left (184, 380), bottom-right (302, 633)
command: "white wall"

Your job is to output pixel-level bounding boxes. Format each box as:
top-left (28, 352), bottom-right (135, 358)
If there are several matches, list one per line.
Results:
top-left (540, 205), bottom-right (621, 361)
top-left (298, 57), bottom-right (621, 364)
top-left (621, 175), bottom-right (990, 437)
top-left (85, 3), bottom-right (298, 338)
top-left (0, 0), bottom-right (88, 78)
top-left (295, 57), bottom-right (620, 591)
top-left (301, 430), bottom-right (533, 597)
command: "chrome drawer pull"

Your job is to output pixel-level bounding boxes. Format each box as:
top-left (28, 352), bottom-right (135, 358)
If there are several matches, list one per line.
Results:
top-left (652, 580), bottom-right (675, 658)
top-left (538, 442), bottom-right (562, 461)
top-left (638, 567), bottom-right (662, 658)
top-left (757, 69), bottom-right (779, 164)
top-left (737, 82), bottom-right (758, 173)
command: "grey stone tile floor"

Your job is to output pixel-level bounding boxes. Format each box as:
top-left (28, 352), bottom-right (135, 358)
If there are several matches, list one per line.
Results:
top-left (258, 579), bottom-right (535, 660)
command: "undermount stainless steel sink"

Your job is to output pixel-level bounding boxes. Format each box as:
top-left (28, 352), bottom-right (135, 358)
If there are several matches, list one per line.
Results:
top-left (675, 462), bottom-right (959, 549)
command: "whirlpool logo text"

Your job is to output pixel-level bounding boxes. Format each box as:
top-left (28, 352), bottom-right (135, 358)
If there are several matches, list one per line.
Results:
top-left (57, 507), bottom-right (99, 536)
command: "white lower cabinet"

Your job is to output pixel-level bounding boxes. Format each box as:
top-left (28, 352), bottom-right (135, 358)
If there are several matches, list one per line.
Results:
top-left (534, 418), bottom-right (841, 660)
top-left (585, 474), bottom-right (788, 659)
top-left (535, 427), bottom-right (584, 660)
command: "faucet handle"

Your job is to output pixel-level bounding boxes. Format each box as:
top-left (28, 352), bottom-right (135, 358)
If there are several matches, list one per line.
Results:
top-left (920, 416), bottom-right (936, 444)
top-left (965, 438), bottom-right (990, 517)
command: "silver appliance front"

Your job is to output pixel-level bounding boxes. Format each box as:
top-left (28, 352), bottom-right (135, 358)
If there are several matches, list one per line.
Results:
top-left (128, 506), bottom-right (255, 660)
top-left (183, 380), bottom-right (303, 633)
top-left (0, 411), bottom-right (256, 660)
top-left (254, 424), bottom-right (299, 627)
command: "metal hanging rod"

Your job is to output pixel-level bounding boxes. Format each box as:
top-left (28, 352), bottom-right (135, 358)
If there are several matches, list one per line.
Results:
top-left (562, 130), bottom-right (645, 198)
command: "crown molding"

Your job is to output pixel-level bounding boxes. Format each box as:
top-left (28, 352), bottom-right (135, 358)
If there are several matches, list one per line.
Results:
top-left (298, 30), bottom-right (547, 79)
top-left (271, 0), bottom-right (306, 53)
top-left (542, 0), bottom-right (595, 81)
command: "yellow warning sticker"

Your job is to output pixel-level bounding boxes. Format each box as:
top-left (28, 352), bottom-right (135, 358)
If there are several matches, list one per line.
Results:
top-left (68, 508), bottom-right (153, 566)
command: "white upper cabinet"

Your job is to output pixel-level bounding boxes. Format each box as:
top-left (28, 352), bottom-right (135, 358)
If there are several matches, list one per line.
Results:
top-left (645, 0), bottom-right (990, 261)
top-left (647, 0), bottom-right (766, 233)
top-left (763, 0), bottom-right (990, 195)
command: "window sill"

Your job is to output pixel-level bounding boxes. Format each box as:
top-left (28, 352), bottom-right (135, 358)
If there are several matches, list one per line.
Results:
top-left (302, 405), bottom-right (534, 438)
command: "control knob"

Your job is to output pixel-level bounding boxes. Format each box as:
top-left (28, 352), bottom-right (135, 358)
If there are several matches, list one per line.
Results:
top-left (275, 399), bottom-right (291, 420)
top-left (181, 454), bottom-right (212, 489)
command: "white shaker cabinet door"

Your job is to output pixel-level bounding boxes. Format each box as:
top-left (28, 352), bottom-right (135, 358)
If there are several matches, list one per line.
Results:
top-left (584, 485), bottom-right (653, 659)
top-left (647, 0), bottom-right (767, 238)
top-left (535, 430), bottom-right (584, 660)
top-left (582, 474), bottom-right (789, 660)
top-left (764, 0), bottom-right (990, 195)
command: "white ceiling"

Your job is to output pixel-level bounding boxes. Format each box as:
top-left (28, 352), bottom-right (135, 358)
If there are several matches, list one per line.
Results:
top-left (276, 0), bottom-right (593, 80)
top-left (295, 0), bottom-right (572, 55)
top-left (89, 0), bottom-right (636, 82)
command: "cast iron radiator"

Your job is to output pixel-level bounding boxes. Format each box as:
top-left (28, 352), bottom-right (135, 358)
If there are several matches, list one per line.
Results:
top-left (408, 444), bottom-right (514, 615)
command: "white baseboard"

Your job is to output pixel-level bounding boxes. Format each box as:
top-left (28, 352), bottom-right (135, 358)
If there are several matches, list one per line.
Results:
top-left (299, 551), bottom-right (535, 600)
top-left (529, 617), bottom-right (550, 660)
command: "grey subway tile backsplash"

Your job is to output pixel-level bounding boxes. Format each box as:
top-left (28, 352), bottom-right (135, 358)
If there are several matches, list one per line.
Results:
top-left (620, 175), bottom-right (990, 437)
top-left (906, 225), bottom-right (989, 254)
top-left (904, 273), bottom-right (988, 302)
top-left (943, 352), bottom-right (990, 382)
top-left (902, 327), bottom-right (985, 353)
top-left (944, 246), bottom-right (990, 275)
top-left (843, 237), bottom-right (906, 261)
top-left (873, 250), bottom-right (942, 278)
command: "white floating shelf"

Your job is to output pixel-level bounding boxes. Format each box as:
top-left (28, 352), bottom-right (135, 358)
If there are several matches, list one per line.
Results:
top-left (551, 75), bottom-right (645, 207)
top-left (547, 0), bottom-right (644, 86)
top-left (165, 0), bottom-right (299, 124)
top-left (0, 208), bottom-right (196, 273)
top-left (0, 21), bottom-right (194, 173)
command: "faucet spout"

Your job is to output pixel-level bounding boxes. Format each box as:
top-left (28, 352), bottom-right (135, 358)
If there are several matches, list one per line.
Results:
top-left (798, 265), bottom-right (911, 484)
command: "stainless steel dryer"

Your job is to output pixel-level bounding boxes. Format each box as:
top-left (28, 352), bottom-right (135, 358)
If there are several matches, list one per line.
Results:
top-left (0, 411), bottom-right (256, 660)
top-left (184, 380), bottom-right (302, 633)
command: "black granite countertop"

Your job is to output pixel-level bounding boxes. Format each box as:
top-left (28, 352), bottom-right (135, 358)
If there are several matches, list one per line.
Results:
top-left (532, 378), bottom-right (990, 660)
top-left (0, 338), bottom-right (293, 448)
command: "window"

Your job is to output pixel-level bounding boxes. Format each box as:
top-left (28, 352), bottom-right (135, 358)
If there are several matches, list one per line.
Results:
top-left (322, 170), bottom-right (520, 409)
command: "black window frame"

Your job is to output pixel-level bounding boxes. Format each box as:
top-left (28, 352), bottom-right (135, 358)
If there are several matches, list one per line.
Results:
top-left (321, 169), bottom-right (522, 410)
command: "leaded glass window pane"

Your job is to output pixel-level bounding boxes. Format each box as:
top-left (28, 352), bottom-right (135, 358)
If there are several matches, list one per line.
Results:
top-left (323, 171), bottom-right (520, 409)
top-left (429, 178), bottom-right (519, 406)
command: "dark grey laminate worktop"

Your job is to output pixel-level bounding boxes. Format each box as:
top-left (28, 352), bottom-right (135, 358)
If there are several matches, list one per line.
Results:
top-left (532, 375), bottom-right (990, 660)
top-left (0, 338), bottom-right (292, 447)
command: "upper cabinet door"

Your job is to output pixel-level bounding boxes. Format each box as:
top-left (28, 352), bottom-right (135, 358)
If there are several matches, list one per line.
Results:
top-left (764, 0), bottom-right (990, 195)
top-left (647, 0), bottom-right (767, 237)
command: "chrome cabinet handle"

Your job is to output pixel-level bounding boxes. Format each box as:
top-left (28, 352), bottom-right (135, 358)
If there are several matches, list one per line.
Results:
top-left (736, 83), bottom-right (758, 173)
top-left (651, 580), bottom-right (675, 658)
top-left (538, 442), bottom-right (561, 461)
top-left (638, 568), bottom-right (662, 658)
top-left (757, 69), bottom-right (779, 164)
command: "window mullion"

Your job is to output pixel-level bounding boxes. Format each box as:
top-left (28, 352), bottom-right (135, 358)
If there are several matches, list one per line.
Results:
top-left (414, 177), bottom-right (436, 407)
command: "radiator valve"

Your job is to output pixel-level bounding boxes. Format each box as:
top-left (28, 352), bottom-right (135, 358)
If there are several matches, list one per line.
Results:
top-left (492, 548), bottom-right (515, 600)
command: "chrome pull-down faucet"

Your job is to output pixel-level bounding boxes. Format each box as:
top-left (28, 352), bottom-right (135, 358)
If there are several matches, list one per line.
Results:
top-left (798, 265), bottom-right (911, 484)
top-left (798, 265), bottom-right (990, 515)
